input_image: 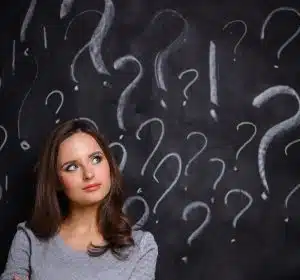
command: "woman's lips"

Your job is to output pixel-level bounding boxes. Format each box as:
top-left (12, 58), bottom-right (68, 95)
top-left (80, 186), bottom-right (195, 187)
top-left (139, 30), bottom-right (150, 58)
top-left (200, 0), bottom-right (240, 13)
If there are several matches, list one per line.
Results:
top-left (82, 184), bottom-right (101, 192)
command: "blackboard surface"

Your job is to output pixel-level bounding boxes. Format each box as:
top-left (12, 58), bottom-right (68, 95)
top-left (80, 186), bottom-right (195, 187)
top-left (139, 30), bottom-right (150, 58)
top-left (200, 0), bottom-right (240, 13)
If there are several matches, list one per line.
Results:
top-left (1, 0), bottom-right (300, 279)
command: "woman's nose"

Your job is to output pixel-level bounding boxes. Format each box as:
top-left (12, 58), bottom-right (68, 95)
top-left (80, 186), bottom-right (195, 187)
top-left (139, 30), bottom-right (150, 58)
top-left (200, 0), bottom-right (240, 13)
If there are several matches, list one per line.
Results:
top-left (83, 167), bottom-right (94, 180)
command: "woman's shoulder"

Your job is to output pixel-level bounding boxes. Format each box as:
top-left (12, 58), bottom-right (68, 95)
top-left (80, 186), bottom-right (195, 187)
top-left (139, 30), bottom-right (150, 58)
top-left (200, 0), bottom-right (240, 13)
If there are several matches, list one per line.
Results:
top-left (131, 228), bottom-right (158, 253)
top-left (16, 221), bottom-right (32, 233)
top-left (6, 221), bottom-right (42, 254)
top-left (14, 221), bottom-right (38, 242)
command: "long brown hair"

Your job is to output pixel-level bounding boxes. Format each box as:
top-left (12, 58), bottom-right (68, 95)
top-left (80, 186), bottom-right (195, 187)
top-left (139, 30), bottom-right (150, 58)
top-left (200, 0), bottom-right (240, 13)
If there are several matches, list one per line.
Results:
top-left (27, 119), bottom-right (134, 258)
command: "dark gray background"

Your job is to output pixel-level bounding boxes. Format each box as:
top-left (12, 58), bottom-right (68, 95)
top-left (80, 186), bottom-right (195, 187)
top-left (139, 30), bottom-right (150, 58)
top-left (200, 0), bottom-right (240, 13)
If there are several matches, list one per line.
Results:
top-left (0, 0), bottom-right (300, 279)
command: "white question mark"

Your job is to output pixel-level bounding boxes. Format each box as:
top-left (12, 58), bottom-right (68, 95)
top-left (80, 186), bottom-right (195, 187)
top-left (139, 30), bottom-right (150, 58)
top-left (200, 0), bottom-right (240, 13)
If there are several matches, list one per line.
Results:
top-left (234, 121), bottom-right (257, 171)
top-left (152, 152), bottom-right (182, 223)
top-left (136, 118), bottom-right (165, 176)
top-left (184, 131), bottom-right (208, 177)
top-left (122, 195), bottom-right (150, 230)
top-left (45, 90), bottom-right (64, 124)
top-left (89, 0), bottom-right (114, 76)
top-left (252, 85), bottom-right (300, 200)
top-left (109, 141), bottom-right (127, 172)
top-left (209, 157), bottom-right (226, 204)
top-left (153, 9), bottom-right (189, 109)
top-left (284, 184), bottom-right (300, 223)
top-left (113, 55), bottom-right (144, 132)
top-left (261, 7), bottom-right (300, 69)
top-left (178, 68), bottom-right (199, 106)
top-left (64, 9), bottom-right (102, 87)
top-left (224, 188), bottom-right (253, 243)
top-left (64, 6), bottom-right (113, 88)
top-left (222, 20), bottom-right (247, 62)
top-left (17, 52), bottom-right (39, 151)
top-left (182, 201), bottom-right (211, 246)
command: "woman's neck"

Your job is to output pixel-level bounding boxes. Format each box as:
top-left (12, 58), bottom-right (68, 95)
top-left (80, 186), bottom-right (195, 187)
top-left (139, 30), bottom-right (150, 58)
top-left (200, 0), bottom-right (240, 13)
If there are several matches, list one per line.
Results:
top-left (62, 204), bottom-right (100, 234)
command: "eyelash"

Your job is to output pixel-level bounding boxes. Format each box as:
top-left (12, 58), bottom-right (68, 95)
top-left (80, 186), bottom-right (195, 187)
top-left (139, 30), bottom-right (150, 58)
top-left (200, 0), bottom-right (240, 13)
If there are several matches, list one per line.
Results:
top-left (65, 155), bottom-right (102, 171)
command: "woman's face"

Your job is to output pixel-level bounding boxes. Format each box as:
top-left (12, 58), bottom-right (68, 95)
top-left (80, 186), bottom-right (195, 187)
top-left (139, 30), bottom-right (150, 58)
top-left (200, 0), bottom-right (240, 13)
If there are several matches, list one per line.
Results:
top-left (56, 132), bottom-right (111, 206)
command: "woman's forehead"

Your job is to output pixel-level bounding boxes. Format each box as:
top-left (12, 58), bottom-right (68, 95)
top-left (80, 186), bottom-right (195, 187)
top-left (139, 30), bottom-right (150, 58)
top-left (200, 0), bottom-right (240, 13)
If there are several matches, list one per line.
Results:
top-left (58, 132), bottom-right (103, 158)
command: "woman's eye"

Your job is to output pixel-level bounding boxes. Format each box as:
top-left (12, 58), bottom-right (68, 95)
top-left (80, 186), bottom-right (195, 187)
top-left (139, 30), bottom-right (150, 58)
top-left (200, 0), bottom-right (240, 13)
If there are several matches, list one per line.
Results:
top-left (63, 155), bottom-right (102, 171)
top-left (92, 155), bottom-right (102, 164)
top-left (65, 164), bottom-right (77, 171)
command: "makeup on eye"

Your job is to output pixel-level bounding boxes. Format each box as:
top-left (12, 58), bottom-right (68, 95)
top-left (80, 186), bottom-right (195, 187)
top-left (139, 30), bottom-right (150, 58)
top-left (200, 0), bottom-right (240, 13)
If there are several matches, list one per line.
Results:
top-left (61, 151), bottom-right (104, 171)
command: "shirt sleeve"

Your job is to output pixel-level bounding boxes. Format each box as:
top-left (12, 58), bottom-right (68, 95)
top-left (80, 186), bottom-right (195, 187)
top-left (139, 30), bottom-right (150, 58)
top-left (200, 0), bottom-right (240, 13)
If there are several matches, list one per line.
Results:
top-left (0, 226), bottom-right (31, 280)
top-left (129, 232), bottom-right (158, 280)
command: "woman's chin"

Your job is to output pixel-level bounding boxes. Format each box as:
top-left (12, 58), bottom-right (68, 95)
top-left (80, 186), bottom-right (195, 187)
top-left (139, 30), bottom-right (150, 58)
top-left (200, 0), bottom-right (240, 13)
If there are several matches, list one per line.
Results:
top-left (81, 192), bottom-right (107, 205)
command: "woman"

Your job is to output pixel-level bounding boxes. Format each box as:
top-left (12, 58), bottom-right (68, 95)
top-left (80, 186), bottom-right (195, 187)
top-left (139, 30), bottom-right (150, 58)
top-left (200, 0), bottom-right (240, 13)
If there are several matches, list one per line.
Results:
top-left (1, 119), bottom-right (158, 280)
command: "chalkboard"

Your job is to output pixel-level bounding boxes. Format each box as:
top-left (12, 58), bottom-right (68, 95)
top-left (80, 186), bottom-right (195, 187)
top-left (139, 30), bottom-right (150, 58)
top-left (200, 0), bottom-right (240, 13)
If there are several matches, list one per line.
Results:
top-left (1, 0), bottom-right (300, 279)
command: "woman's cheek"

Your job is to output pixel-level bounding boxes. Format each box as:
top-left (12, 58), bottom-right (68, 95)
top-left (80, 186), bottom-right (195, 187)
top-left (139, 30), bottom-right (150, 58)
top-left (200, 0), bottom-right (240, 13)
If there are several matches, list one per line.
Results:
top-left (59, 175), bottom-right (77, 190)
top-left (102, 162), bottom-right (111, 186)
top-left (61, 177), bottom-right (81, 201)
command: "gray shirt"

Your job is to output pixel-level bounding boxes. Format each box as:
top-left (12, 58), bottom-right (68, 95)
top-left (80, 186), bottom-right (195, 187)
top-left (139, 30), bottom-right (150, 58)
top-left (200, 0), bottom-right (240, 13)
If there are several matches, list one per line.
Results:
top-left (1, 222), bottom-right (158, 280)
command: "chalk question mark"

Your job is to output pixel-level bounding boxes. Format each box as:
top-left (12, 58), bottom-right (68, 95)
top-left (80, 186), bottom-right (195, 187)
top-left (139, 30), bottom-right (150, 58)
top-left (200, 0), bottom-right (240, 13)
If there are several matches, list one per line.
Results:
top-left (64, 9), bottom-right (102, 89)
top-left (17, 51), bottom-right (39, 151)
top-left (45, 90), bottom-right (64, 124)
top-left (64, 5), bottom-right (113, 89)
top-left (182, 201), bottom-right (211, 247)
top-left (152, 152), bottom-right (182, 223)
top-left (178, 68), bottom-right (199, 106)
top-left (209, 157), bottom-right (226, 204)
top-left (222, 20), bottom-right (247, 62)
top-left (224, 188), bottom-right (253, 243)
top-left (261, 7), bottom-right (300, 68)
top-left (89, 0), bottom-right (114, 75)
top-left (284, 184), bottom-right (300, 223)
top-left (136, 118), bottom-right (165, 176)
top-left (184, 131), bottom-right (208, 177)
top-left (252, 85), bottom-right (300, 200)
top-left (113, 55), bottom-right (144, 132)
top-left (122, 195), bottom-right (150, 230)
top-left (109, 141), bottom-right (127, 172)
top-left (152, 9), bottom-right (189, 109)
top-left (234, 121), bottom-right (257, 171)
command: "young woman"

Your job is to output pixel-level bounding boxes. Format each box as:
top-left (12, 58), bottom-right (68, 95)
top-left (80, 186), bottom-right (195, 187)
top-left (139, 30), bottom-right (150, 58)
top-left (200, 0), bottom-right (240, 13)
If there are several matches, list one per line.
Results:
top-left (1, 119), bottom-right (158, 280)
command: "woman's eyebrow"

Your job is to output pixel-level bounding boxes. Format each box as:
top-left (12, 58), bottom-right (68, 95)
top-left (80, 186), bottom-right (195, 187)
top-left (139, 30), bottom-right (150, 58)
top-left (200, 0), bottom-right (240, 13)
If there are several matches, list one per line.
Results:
top-left (60, 150), bottom-right (104, 168)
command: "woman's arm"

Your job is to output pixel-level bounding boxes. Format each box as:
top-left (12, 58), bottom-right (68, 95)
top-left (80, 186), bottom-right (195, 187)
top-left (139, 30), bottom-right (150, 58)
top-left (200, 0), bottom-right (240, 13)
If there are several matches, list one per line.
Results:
top-left (129, 232), bottom-right (158, 280)
top-left (0, 228), bottom-right (31, 280)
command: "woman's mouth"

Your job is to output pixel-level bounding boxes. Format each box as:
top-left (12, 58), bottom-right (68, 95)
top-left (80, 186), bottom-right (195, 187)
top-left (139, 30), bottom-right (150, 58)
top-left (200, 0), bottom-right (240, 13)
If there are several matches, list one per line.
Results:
top-left (82, 183), bottom-right (101, 192)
